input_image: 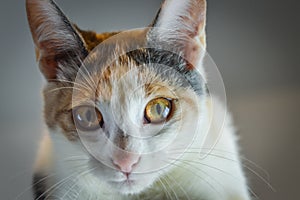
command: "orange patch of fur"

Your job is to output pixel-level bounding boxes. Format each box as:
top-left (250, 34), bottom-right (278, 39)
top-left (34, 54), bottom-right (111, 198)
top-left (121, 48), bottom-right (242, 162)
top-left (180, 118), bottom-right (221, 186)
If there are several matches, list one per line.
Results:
top-left (75, 25), bottom-right (120, 52)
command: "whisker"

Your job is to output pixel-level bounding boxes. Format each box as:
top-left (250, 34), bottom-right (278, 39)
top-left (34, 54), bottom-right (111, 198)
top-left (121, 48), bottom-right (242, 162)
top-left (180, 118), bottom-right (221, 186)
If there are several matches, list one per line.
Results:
top-left (44, 166), bottom-right (99, 200)
top-left (160, 174), bottom-right (179, 200)
top-left (63, 164), bottom-right (106, 200)
top-left (14, 161), bottom-right (88, 199)
top-left (200, 153), bottom-right (274, 191)
top-left (164, 173), bottom-right (190, 200)
top-left (59, 54), bottom-right (96, 91)
top-left (14, 173), bottom-right (56, 200)
top-left (170, 148), bottom-right (272, 186)
top-left (74, 187), bottom-right (84, 200)
top-left (77, 60), bottom-right (97, 89)
top-left (61, 156), bottom-right (89, 162)
top-left (170, 147), bottom-right (237, 155)
top-left (35, 165), bottom-right (90, 200)
top-left (173, 159), bottom-right (224, 197)
top-left (157, 175), bottom-right (173, 200)
top-left (48, 78), bottom-right (91, 91)
top-left (172, 158), bottom-right (259, 199)
top-left (198, 148), bottom-right (271, 179)
top-left (61, 181), bottom-right (79, 199)
top-left (77, 69), bottom-right (96, 91)
top-left (45, 86), bottom-right (85, 94)
top-left (161, 159), bottom-right (223, 198)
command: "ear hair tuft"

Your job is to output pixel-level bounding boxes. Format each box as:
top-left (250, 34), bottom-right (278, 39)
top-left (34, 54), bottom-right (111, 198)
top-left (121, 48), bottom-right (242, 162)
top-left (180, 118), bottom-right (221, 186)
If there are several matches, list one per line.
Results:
top-left (26, 0), bottom-right (88, 80)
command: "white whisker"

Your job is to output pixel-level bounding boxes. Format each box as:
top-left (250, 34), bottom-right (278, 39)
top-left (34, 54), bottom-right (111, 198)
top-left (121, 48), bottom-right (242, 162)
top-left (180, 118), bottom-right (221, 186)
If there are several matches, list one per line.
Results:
top-left (164, 173), bottom-right (190, 200)
top-left (36, 165), bottom-right (96, 200)
top-left (160, 174), bottom-right (179, 200)
top-left (161, 158), bottom-right (223, 198)
top-left (157, 175), bottom-right (173, 200)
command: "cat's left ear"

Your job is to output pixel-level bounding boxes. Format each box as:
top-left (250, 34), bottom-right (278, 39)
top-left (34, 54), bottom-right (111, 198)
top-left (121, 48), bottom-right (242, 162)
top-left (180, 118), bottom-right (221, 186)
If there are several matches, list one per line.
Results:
top-left (150, 0), bottom-right (207, 70)
top-left (26, 0), bottom-right (88, 80)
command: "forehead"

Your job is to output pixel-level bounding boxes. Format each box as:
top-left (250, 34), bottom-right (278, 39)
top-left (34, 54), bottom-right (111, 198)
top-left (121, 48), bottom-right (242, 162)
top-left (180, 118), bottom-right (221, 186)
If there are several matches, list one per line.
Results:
top-left (89, 56), bottom-right (182, 103)
top-left (72, 33), bottom-right (205, 106)
top-left (72, 57), bottom-right (181, 108)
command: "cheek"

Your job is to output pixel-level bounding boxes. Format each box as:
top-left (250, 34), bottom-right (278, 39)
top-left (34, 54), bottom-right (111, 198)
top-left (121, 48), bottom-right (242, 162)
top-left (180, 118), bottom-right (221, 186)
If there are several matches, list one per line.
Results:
top-left (50, 130), bottom-right (92, 174)
top-left (78, 131), bottom-right (113, 162)
top-left (162, 97), bottom-right (204, 154)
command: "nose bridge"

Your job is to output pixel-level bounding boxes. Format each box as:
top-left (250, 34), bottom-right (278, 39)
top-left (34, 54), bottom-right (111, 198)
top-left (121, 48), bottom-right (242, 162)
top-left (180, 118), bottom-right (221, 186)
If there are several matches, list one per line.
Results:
top-left (111, 127), bottom-right (142, 173)
top-left (110, 94), bottom-right (133, 131)
top-left (112, 70), bottom-right (144, 120)
top-left (114, 128), bottom-right (129, 150)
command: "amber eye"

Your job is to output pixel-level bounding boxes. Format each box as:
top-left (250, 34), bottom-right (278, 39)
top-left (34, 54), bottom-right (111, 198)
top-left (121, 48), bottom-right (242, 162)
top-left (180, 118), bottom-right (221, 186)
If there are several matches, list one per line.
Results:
top-left (144, 98), bottom-right (172, 124)
top-left (73, 106), bottom-right (103, 131)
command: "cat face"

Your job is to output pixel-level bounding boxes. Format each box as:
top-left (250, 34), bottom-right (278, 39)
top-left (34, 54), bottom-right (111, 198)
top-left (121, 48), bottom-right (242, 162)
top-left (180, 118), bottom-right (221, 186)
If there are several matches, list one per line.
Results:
top-left (27, 0), bottom-right (207, 195)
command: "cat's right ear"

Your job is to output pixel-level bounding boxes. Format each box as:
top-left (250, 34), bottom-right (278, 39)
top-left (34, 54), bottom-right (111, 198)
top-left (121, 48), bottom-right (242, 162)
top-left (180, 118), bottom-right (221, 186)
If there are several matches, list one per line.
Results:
top-left (26, 0), bottom-right (88, 80)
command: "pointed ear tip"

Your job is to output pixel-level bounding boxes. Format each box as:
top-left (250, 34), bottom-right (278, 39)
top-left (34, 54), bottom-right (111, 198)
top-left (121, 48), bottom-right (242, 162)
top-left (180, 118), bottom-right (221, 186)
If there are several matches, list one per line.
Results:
top-left (26, 0), bottom-right (41, 13)
top-left (26, 0), bottom-right (54, 10)
top-left (26, 0), bottom-right (51, 3)
top-left (26, 0), bottom-right (39, 6)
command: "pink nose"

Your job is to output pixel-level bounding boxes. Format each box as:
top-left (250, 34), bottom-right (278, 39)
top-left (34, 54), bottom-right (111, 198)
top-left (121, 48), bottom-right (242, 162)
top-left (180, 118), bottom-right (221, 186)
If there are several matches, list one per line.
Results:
top-left (112, 154), bottom-right (140, 173)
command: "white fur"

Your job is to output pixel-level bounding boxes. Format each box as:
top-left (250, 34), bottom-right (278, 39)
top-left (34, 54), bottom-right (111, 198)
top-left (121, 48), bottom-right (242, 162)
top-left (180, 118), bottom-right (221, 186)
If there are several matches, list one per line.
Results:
top-left (35, 93), bottom-right (250, 200)
top-left (156, 0), bottom-right (190, 31)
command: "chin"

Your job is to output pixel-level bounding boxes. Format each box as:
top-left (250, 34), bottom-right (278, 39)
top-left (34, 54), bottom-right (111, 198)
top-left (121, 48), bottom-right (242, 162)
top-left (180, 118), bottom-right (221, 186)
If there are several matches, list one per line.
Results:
top-left (88, 157), bottom-right (161, 195)
top-left (109, 181), bottom-right (144, 195)
top-left (107, 174), bottom-right (156, 195)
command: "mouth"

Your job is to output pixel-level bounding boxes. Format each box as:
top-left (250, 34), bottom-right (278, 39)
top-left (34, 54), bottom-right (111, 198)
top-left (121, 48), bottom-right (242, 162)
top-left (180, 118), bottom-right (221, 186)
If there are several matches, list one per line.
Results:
top-left (107, 173), bottom-right (155, 195)
top-left (109, 178), bottom-right (136, 185)
top-left (108, 177), bottom-right (142, 194)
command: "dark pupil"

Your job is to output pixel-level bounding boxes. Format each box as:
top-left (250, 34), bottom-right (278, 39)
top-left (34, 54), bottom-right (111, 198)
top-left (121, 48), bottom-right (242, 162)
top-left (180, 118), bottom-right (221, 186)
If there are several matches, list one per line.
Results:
top-left (85, 110), bottom-right (93, 122)
top-left (156, 104), bottom-right (162, 115)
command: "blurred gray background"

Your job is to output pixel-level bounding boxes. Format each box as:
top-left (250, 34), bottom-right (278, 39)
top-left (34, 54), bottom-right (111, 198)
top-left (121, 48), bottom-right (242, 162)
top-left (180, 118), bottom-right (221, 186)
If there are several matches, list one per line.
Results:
top-left (0, 0), bottom-right (299, 199)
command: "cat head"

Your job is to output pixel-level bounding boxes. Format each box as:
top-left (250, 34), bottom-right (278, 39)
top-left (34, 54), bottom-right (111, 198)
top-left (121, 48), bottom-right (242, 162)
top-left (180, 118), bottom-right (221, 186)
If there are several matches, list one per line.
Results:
top-left (27, 0), bottom-right (208, 195)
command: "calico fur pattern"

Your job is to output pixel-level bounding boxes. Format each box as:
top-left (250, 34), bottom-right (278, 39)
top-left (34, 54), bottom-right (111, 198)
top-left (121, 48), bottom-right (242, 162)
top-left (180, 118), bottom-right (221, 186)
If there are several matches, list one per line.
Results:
top-left (26, 0), bottom-right (251, 199)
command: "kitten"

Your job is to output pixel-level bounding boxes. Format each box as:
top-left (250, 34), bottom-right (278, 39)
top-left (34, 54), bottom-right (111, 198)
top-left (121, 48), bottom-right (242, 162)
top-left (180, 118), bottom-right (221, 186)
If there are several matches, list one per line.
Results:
top-left (26, 0), bottom-right (251, 199)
